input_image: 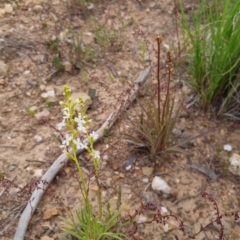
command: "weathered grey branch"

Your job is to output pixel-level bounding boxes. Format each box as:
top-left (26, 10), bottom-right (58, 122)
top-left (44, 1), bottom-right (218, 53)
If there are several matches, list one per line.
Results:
top-left (13, 66), bottom-right (151, 240)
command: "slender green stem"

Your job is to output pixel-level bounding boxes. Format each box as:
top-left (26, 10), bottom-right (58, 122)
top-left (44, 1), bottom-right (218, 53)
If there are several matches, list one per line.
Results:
top-left (95, 175), bottom-right (102, 220)
top-left (71, 152), bottom-right (93, 216)
top-left (73, 154), bottom-right (87, 195)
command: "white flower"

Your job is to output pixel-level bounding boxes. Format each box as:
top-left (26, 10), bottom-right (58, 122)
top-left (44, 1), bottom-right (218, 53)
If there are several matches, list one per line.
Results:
top-left (73, 137), bottom-right (83, 149)
top-left (73, 137), bottom-right (88, 150)
top-left (90, 131), bottom-right (98, 141)
top-left (75, 114), bottom-right (87, 133)
top-left (62, 134), bottom-right (72, 146)
top-left (82, 141), bottom-right (88, 149)
top-left (57, 119), bottom-right (65, 130)
top-left (74, 114), bottom-right (86, 125)
top-left (223, 144), bottom-right (232, 152)
top-left (94, 150), bottom-right (100, 160)
top-left (63, 108), bottom-right (70, 119)
top-left (77, 122), bottom-right (87, 133)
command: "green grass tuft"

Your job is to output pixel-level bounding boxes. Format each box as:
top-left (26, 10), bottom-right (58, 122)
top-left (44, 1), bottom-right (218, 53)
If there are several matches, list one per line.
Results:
top-left (180, 0), bottom-right (240, 117)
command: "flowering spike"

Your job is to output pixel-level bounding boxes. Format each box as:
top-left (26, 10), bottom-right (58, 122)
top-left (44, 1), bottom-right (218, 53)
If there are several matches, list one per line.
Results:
top-left (63, 85), bottom-right (71, 98)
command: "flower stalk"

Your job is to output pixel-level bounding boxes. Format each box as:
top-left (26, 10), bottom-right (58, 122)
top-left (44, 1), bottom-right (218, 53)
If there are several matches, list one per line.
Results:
top-left (58, 85), bottom-right (102, 219)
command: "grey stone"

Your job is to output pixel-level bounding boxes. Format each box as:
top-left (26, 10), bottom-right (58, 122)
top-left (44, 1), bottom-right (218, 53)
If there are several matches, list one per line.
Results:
top-left (33, 5), bottom-right (43, 13)
top-left (35, 109), bottom-right (50, 121)
top-left (71, 92), bottom-right (92, 113)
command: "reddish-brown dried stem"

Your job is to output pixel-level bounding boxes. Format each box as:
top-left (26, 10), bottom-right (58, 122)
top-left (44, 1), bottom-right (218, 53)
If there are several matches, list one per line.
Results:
top-left (156, 37), bottom-right (162, 124)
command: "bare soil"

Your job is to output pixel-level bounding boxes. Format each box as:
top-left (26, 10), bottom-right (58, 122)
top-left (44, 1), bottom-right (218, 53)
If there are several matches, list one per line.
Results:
top-left (1, 0), bottom-right (240, 240)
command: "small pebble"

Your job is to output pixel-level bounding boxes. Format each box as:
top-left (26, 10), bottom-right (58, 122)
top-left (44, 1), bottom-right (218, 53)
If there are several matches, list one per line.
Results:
top-left (142, 178), bottom-right (149, 183)
top-left (27, 79), bottom-right (36, 87)
top-left (87, 3), bottom-right (94, 9)
top-left (34, 135), bottom-right (43, 143)
top-left (137, 215), bottom-right (148, 224)
top-left (223, 144), bottom-right (232, 152)
top-left (125, 165), bottom-right (132, 171)
top-left (103, 155), bottom-right (108, 161)
top-left (143, 191), bottom-right (155, 204)
top-left (24, 70), bottom-right (30, 75)
top-left (33, 5), bottom-right (43, 12)
top-left (35, 109), bottom-right (50, 121)
top-left (4, 4), bottom-right (13, 14)
top-left (119, 173), bottom-right (125, 178)
top-left (161, 206), bottom-right (168, 213)
top-left (9, 164), bottom-right (17, 171)
top-left (41, 92), bottom-right (49, 98)
top-left (39, 85), bottom-right (46, 91)
top-left (47, 90), bottom-right (55, 97)
top-left (34, 169), bottom-right (43, 177)
top-left (26, 167), bottom-right (32, 171)
top-left (152, 176), bottom-right (171, 194)
top-left (163, 224), bottom-right (169, 233)
top-left (29, 106), bottom-right (38, 112)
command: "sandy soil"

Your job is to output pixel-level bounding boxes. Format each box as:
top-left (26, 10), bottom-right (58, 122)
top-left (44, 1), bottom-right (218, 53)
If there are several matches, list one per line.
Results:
top-left (1, 0), bottom-right (240, 239)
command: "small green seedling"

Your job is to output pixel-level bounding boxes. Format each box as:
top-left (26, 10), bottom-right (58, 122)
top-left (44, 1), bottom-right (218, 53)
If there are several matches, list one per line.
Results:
top-left (45, 100), bottom-right (54, 108)
top-left (80, 69), bottom-right (89, 82)
top-left (103, 128), bottom-right (110, 137)
top-left (139, 40), bottom-right (147, 59)
top-left (91, 16), bottom-right (125, 52)
top-left (52, 56), bottom-right (64, 71)
top-left (27, 108), bottom-right (36, 117)
top-left (46, 38), bottom-right (60, 53)
top-left (88, 88), bottom-right (96, 100)
top-left (42, 22), bottom-right (48, 30)
top-left (119, 76), bottom-right (127, 84)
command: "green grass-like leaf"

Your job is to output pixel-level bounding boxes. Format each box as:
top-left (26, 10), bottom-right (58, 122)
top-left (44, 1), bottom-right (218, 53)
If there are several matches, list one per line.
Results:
top-left (180, 0), bottom-right (240, 116)
top-left (52, 56), bottom-right (64, 71)
top-left (92, 17), bottom-right (125, 52)
top-left (62, 202), bottom-right (126, 240)
top-left (124, 95), bottom-right (180, 160)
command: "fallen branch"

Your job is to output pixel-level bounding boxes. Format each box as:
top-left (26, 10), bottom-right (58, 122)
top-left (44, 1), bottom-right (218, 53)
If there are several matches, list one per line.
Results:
top-left (13, 66), bottom-right (151, 240)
